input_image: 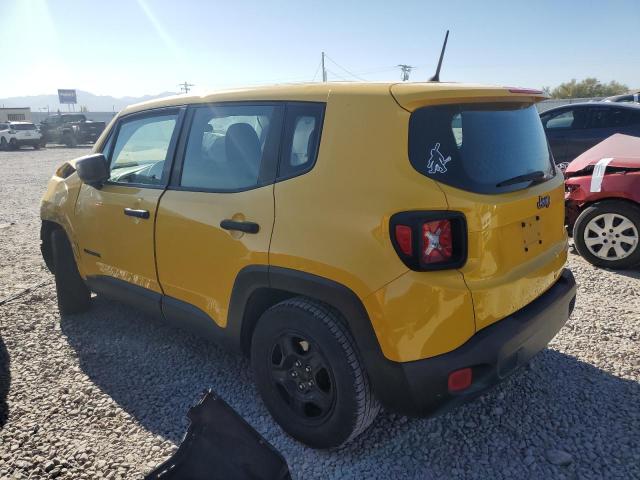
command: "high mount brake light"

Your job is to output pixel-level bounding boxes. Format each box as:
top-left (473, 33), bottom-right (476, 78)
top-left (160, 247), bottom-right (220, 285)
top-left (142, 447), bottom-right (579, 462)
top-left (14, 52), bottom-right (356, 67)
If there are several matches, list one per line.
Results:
top-left (507, 87), bottom-right (544, 95)
top-left (390, 211), bottom-right (467, 271)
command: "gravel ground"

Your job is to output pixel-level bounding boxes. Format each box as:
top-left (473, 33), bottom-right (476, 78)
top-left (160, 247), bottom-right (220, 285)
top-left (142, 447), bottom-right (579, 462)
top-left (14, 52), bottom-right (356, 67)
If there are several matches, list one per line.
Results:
top-left (0, 147), bottom-right (639, 479)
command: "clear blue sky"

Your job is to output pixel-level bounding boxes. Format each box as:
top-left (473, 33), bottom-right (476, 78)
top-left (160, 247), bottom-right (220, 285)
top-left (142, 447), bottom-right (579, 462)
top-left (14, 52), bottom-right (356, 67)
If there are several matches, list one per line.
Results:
top-left (2, 0), bottom-right (639, 98)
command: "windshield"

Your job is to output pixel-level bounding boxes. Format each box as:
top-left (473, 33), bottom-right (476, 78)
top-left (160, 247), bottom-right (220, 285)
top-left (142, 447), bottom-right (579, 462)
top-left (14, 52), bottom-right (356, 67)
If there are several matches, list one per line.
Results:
top-left (408, 103), bottom-right (555, 194)
top-left (11, 123), bottom-right (37, 130)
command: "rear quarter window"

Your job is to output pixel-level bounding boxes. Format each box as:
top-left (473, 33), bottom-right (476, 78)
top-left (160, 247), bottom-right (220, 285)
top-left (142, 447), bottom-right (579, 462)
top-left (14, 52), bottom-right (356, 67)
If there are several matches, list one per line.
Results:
top-left (408, 103), bottom-right (555, 194)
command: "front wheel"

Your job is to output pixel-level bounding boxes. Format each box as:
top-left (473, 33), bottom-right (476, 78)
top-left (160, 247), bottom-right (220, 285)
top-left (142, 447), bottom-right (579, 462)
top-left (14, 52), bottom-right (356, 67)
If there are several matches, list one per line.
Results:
top-left (573, 200), bottom-right (640, 269)
top-left (251, 297), bottom-right (380, 449)
top-left (51, 229), bottom-right (91, 314)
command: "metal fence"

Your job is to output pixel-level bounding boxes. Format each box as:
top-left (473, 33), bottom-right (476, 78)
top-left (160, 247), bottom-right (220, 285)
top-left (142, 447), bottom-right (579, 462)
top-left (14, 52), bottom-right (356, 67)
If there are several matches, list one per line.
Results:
top-left (536, 97), bottom-right (603, 113)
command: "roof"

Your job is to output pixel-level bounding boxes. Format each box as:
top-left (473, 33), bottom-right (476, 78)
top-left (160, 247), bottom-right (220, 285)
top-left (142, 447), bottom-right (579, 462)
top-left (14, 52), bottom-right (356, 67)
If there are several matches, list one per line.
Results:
top-left (121, 82), bottom-right (546, 115)
top-left (566, 134), bottom-right (640, 173)
top-left (542, 101), bottom-right (640, 114)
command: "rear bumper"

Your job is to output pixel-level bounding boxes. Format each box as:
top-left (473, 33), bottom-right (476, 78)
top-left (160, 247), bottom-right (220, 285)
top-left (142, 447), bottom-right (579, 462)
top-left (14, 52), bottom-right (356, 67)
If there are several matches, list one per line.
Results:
top-left (16, 138), bottom-right (41, 146)
top-left (370, 268), bottom-right (576, 416)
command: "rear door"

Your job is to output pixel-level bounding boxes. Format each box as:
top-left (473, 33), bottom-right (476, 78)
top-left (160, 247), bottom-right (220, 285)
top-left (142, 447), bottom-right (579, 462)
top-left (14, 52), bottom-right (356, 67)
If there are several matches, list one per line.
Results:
top-left (154, 103), bottom-right (283, 328)
top-left (407, 101), bottom-right (567, 330)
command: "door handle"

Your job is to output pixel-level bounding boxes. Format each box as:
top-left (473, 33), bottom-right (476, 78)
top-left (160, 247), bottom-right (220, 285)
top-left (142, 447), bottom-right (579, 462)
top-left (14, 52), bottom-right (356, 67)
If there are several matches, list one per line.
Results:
top-left (220, 219), bottom-right (260, 234)
top-left (124, 208), bottom-right (150, 219)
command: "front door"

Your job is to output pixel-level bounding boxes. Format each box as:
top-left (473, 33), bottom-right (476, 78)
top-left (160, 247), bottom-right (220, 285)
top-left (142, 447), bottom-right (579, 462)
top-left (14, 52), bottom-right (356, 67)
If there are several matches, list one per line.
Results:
top-left (74, 108), bottom-right (183, 296)
top-left (155, 103), bottom-right (283, 328)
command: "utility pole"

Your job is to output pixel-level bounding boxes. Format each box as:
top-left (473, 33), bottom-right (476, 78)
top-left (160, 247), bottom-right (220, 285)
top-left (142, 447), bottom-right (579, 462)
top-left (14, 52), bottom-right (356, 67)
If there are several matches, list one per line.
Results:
top-left (179, 81), bottom-right (195, 94)
top-left (321, 52), bottom-right (327, 82)
top-left (397, 64), bottom-right (413, 82)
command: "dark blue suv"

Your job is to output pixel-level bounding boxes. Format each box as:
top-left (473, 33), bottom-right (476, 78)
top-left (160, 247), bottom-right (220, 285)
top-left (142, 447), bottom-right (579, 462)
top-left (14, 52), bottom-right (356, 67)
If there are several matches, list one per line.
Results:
top-left (540, 103), bottom-right (640, 166)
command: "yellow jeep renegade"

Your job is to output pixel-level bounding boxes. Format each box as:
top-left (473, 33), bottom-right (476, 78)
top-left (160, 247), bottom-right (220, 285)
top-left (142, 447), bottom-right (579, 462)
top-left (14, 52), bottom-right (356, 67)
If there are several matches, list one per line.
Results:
top-left (40, 82), bottom-right (576, 448)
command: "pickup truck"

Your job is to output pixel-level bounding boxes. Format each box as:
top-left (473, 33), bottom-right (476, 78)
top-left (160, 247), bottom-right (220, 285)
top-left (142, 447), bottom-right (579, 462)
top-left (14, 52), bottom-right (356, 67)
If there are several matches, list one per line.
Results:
top-left (39, 114), bottom-right (106, 147)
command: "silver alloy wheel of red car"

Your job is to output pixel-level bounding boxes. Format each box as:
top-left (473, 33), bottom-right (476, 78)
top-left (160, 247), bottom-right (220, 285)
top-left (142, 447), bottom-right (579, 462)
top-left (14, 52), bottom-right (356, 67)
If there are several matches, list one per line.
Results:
top-left (583, 212), bottom-right (639, 260)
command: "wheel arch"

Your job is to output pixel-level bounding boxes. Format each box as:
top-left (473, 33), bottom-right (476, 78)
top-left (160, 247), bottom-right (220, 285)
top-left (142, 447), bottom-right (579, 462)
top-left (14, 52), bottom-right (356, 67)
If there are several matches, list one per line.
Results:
top-left (569, 196), bottom-right (640, 232)
top-left (228, 265), bottom-right (410, 410)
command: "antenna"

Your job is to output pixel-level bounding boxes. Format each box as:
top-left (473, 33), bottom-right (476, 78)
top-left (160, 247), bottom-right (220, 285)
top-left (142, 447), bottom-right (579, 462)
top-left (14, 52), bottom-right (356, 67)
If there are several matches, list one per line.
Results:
top-left (429, 30), bottom-right (449, 82)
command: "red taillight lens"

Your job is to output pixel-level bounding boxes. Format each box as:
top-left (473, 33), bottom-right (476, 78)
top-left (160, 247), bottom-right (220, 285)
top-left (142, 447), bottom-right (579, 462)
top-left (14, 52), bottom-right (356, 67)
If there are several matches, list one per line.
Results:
top-left (448, 367), bottom-right (473, 392)
top-left (422, 220), bottom-right (452, 264)
top-left (390, 211), bottom-right (466, 271)
top-left (394, 225), bottom-right (413, 256)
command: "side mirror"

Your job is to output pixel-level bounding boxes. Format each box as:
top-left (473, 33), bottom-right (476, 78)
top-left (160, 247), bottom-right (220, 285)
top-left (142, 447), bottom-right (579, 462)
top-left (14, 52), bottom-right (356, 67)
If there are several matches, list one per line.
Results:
top-left (76, 153), bottom-right (109, 188)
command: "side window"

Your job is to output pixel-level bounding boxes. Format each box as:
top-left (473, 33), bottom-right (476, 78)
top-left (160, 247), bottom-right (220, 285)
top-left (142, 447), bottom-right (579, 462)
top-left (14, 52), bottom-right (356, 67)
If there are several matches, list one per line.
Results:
top-left (279, 103), bottom-right (324, 179)
top-left (545, 110), bottom-right (575, 129)
top-left (180, 104), bottom-right (278, 190)
top-left (108, 112), bottom-right (178, 186)
top-left (588, 108), bottom-right (630, 129)
top-left (101, 133), bottom-right (114, 160)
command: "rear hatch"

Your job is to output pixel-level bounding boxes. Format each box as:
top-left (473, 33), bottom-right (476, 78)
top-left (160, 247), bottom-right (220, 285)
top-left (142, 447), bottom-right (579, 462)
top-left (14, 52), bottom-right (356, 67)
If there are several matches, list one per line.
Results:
top-left (12, 123), bottom-right (38, 140)
top-left (393, 84), bottom-right (568, 330)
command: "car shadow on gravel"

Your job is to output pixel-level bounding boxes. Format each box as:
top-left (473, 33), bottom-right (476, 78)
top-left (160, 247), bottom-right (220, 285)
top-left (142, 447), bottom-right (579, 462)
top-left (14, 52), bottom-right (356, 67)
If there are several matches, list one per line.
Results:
top-left (0, 334), bottom-right (9, 430)
top-left (60, 297), bottom-right (640, 479)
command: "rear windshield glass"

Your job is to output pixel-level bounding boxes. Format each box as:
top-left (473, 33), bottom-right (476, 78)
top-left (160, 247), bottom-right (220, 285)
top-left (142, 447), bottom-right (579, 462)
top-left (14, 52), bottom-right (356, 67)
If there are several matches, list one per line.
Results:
top-left (11, 123), bottom-right (36, 130)
top-left (408, 103), bottom-right (555, 194)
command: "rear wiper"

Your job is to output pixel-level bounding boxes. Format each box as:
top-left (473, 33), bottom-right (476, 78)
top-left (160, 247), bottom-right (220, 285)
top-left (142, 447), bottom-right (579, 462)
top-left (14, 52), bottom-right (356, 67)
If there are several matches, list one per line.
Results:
top-left (496, 170), bottom-right (547, 187)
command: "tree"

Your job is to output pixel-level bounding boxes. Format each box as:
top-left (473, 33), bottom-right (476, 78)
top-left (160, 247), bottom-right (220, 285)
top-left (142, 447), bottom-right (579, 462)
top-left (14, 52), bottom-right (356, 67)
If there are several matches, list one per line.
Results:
top-left (547, 78), bottom-right (629, 99)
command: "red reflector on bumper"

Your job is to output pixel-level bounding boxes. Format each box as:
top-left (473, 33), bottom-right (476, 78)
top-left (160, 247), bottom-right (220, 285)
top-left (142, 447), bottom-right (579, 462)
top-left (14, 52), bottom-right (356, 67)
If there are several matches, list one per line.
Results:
top-left (448, 368), bottom-right (473, 392)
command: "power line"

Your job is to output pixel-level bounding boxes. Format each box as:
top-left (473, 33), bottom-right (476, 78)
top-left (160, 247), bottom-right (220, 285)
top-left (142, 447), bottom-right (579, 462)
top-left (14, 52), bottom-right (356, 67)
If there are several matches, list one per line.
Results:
top-left (324, 54), bottom-right (368, 81)
top-left (325, 69), bottom-right (351, 82)
top-left (311, 58), bottom-right (322, 82)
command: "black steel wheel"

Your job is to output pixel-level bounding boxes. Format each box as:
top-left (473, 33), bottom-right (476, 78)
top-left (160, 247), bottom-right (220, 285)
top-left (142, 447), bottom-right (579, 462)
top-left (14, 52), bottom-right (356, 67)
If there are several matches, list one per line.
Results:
top-left (251, 297), bottom-right (380, 449)
top-left (268, 330), bottom-right (336, 423)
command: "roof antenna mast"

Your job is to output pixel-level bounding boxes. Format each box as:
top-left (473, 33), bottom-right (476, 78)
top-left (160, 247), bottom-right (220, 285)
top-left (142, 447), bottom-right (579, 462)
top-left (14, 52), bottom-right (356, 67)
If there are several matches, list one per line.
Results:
top-left (429, 30), bottom-right (449, 82)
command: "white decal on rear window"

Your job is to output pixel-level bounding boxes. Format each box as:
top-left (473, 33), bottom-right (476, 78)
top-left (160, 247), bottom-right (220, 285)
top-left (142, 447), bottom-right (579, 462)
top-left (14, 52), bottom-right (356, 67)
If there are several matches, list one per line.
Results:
top-left (426, 143), bottom-right (451, 174)
top-left (590, 157), bottom-right (614, 193)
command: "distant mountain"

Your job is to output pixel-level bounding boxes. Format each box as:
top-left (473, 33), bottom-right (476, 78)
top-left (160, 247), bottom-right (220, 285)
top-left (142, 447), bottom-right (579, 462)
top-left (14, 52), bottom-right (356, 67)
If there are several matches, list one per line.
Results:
top-left (0, 90), bottom-right (178, 112)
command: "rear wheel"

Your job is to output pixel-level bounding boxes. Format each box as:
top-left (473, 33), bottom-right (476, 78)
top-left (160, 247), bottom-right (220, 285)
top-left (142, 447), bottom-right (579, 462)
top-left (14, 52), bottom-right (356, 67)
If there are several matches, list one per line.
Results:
top-left (573, 200), bottom-right (640, 269)
top-left (51, 229), bottom-right (91, 314)
top-left (63, 133), bottom-right (77, 147)
top-left (251, 297), bottom-right (380, 449)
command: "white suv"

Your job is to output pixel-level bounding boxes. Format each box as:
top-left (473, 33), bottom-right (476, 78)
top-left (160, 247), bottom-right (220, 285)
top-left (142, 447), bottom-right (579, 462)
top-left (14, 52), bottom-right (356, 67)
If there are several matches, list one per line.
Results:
top-left (0, 122), bottom-right (42, 150)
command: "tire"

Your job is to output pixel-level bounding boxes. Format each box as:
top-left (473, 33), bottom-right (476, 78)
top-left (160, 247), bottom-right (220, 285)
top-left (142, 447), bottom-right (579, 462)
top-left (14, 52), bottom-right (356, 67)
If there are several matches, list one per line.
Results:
top-left (51, 229), bottom-right (91, 314)
top-left (251, 297), bottom-right (380, 449)
top-left (33, 144), bottom-right (40, 150)
top-left (63, 133), bottom-right (77, 148)
top-left (9, 138), bottom-right (18, 150)
top-left (0, 137), bottom-right (7, 150)
top-left (573, 200), bottom-right (640, 269)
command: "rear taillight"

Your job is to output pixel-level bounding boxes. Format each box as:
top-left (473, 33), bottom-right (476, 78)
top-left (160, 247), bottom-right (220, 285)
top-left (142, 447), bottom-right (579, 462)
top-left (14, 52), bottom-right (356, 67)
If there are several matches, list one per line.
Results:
top-left (422, 219), bottom-right (452, 264)
top-left (394, 225), bottom-right (413, 256)
top-left (390, 211), bottom-right (467, 271)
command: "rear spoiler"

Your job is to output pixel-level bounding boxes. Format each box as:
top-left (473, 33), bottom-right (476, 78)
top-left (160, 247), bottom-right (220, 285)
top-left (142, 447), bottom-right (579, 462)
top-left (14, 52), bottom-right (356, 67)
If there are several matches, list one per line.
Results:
top-left (390, 83), bottom-right (548, 112)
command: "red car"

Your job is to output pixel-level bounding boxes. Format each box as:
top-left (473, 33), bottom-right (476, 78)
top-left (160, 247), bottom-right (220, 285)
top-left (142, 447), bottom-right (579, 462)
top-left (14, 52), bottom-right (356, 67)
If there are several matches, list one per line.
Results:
top-left (565, 134), bottom-right (640, 269)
